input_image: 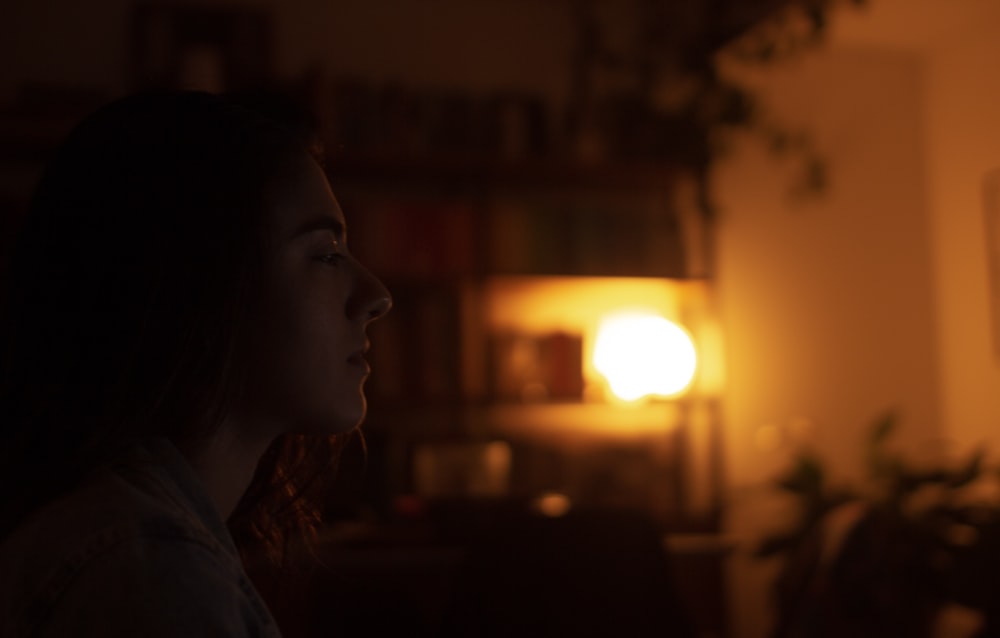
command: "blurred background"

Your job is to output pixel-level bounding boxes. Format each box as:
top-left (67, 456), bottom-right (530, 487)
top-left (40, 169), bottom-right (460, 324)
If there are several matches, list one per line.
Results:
top-left (3, 0), bottom-right (1000, 637)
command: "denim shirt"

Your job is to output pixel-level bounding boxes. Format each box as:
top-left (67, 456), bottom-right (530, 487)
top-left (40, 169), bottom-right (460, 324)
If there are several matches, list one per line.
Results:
top-left (0, 437), bottom-right (283, 638)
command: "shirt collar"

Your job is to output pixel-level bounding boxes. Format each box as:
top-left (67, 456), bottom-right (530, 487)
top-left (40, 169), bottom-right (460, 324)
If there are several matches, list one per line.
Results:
top-left (126, 436), bottom-right (241, 558)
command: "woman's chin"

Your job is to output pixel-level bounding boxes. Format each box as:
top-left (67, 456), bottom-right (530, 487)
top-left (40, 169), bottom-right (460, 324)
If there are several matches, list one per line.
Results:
top-left (321, 398), bottom-right (368, 435)
top-left (270, 389), bottom-right (369, 436)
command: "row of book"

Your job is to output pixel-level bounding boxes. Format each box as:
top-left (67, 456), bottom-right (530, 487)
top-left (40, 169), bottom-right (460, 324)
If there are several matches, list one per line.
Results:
top-left (325, 80), bottom-right (550, 160)
top-left (365, 282), bottom-right (586, 405)
top-left (487, 200), bottom-right (686, 277)
top-left (347, 196), bottom-right (687, 279)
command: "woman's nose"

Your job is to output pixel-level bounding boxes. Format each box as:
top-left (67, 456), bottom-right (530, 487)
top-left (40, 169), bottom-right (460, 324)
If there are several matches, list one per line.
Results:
top-left (351, 262), bottom-right (392, 323)
top-left (368, 283), bottom-right (392, 321)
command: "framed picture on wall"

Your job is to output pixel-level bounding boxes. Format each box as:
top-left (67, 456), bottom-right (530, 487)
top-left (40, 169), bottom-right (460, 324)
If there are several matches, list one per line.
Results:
top-left (983, 169), bottom-right (1000, 361)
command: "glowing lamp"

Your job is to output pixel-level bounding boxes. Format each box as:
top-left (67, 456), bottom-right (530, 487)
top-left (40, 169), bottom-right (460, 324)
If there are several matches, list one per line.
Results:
top-left (593, 314), bottom-right (697, 401)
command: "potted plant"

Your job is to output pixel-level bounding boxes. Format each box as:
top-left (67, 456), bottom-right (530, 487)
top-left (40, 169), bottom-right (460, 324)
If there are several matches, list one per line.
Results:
top-left (757, 412), bottom-right (1000, 638)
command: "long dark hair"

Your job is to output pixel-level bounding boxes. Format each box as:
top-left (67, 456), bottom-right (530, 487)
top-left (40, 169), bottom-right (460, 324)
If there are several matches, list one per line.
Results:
top-left (0, 90), bottom-right (342, 562)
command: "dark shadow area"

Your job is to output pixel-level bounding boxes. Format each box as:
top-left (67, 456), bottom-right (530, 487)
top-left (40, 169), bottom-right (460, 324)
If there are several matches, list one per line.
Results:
top-left (252, 503), bottom-right (703, 638)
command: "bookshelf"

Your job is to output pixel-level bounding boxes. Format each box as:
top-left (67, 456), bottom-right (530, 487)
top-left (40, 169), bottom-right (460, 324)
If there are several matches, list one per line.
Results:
top-left (330, 149), bottom-right (724, 533)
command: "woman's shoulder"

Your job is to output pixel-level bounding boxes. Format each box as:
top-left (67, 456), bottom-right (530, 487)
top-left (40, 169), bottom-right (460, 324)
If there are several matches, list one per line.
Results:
top-left (15, 530), bottom-right (278, 638)
top-left (1, 438), bottom-right (233, 579)
top-left (0, 439), bottom-right (280, 638)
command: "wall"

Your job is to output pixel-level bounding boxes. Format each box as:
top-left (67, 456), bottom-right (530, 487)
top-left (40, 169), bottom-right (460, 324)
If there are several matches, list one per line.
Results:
top-left (713, 43), bottom-right (942, 638)
top-left (0, 0), bottom-right (575, 106)
top-left (921, 8), bottom-right (1000, 452)
top-left (715, 3), bottom-right (1000, 634)
top-left (830, 0), bottom-right (1000, 473)
top-left (0, 0), bottom-right (130, 102)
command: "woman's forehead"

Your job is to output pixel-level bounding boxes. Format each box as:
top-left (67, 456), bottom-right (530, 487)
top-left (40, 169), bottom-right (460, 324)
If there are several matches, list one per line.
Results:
top-left (265, 153), bottom-right (345, 239)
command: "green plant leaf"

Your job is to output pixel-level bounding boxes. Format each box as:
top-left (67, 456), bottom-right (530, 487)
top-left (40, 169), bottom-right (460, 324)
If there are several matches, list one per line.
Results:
top-left (777, 455), bottom-right (824, 496)
top-left (755, 531), bottom-right (803, 558)
top-left (867, 410), bottom-right (898, 479)
top-left (948, 448), bottom-right (985, 488)
top-left (805, 6), bottom-right (826, 33)
top-left (870, 411), bottom-right (897, 446)
top-left (892, 468), bottom-right (953, 506)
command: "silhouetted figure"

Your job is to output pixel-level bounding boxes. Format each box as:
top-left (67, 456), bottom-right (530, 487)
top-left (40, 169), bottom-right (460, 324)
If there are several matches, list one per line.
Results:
top-left (0, 91), bottom-right (391, 637)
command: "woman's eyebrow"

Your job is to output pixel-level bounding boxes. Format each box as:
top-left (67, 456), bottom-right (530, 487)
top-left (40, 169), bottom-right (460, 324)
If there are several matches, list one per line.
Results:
top-left (291, 215), bottom-right (345, 240)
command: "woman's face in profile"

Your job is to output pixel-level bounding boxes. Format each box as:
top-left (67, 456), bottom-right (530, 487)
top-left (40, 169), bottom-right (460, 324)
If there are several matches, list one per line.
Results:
top-left (243, 152), bottom-right (391, 435)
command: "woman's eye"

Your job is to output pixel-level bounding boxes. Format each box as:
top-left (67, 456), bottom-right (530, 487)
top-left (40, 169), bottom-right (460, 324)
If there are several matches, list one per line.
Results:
top-left (313, 235), bottom-right (346, 265)
top-left (317, 253), bottom-right (343, 265)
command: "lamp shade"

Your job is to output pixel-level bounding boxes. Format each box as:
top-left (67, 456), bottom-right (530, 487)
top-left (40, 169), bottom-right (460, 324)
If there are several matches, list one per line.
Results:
top-left (593, 313), bottom-right (697, 401)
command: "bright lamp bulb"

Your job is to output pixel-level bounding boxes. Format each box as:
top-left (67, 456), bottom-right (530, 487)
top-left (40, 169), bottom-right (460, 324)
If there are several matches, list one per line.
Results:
top-left (593, 314), bottom-right (697, 401)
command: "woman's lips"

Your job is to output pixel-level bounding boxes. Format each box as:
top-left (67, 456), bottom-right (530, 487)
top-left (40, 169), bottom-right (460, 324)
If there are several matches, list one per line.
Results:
top-left (348, 339), bottom-right (370, 368)
top-left (348, 347), bottom-right (369, 369)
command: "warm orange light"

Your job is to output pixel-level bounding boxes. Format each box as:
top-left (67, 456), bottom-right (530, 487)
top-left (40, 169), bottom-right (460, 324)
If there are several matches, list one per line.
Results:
top-left (532, 492), bottom-right (572, 517)
top-left (593, 314), bottom-right (697, 401)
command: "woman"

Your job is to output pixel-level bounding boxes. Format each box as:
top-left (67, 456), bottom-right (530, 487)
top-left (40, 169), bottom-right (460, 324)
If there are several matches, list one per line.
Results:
top-left (0, 90), bottom-right (391, 637)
